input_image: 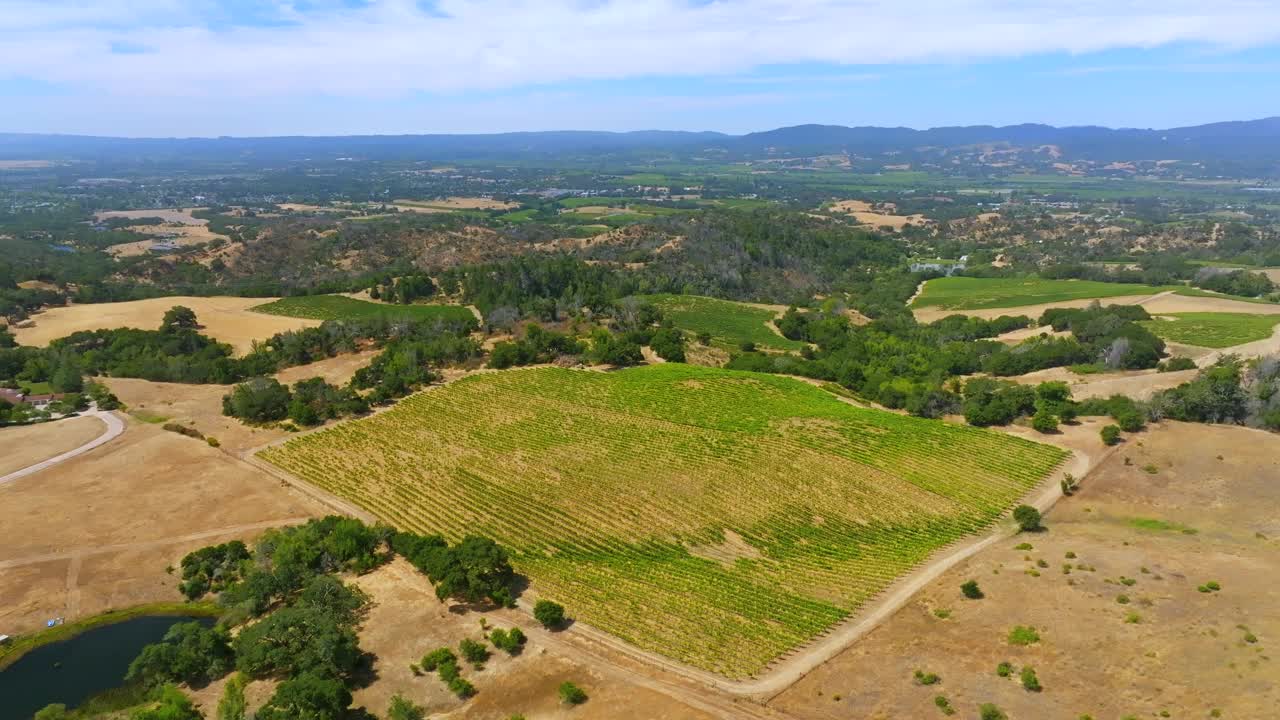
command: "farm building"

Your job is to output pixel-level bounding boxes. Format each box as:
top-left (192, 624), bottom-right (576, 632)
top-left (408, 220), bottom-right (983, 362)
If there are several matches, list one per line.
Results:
top-left (910, 256), bottom-right (968, 276)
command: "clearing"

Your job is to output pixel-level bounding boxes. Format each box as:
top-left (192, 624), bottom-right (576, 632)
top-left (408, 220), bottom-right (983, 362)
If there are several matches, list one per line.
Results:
top-left (260, 364), bottom-right (1066, 678)
top-left (827, 200), bottom-right (929, 229)
top-left (1142, 312), bottom-right (1280, 348)
top-left (770, 421), bottom-right (1280, 720)
top-left (0, 419), bottom-right (322, 634)
top-left (93, 209), bottom-right (206, 225)
top-left (912, 277), bottom-right (1177, 311)
top-left (395, 197), bottom-right (518, 211)
top-left (12, 296), bottom-right (318, 354)
top-left (0, 417), bottom-right (107, 477)
top-left (642, 294), bottom-right (807, 352)
top-left (252, 294), bottom-right (477, 323)
top-left (101, 350), bottom-right (379, 455)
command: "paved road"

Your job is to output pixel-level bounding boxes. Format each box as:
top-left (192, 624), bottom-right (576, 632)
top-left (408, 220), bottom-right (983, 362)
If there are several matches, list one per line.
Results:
top-left (0, 408), bottom-right (124, 487)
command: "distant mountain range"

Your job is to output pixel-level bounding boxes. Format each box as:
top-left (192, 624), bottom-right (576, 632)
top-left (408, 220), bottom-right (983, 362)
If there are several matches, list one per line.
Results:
top-left (3, 117), bottom-right (1280, 175)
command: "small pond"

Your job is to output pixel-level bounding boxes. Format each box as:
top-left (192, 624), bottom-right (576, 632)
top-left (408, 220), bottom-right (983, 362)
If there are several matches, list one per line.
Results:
top-left (0, 614), bottom-right (213, 720)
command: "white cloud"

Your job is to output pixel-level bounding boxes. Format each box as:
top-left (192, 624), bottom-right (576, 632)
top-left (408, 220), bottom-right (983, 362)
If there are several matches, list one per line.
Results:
top-left (0, 0), bottom-right (1278, 103)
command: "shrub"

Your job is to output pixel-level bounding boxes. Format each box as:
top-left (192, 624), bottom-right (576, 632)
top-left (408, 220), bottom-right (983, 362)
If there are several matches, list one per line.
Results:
top-left (1013, 505), bottom-right (1042, 532)
top-left (534, 599), bottom-right (566, 628)
top-left (1020, 666), bottom-right (1042, 691)
top-left (1031, 410), bottom-right (1058, 433)
top-left (421, 647), bottom-right (457, 672)
top-left (460, 638), bottom-right (490, 666)
top-left (1158, 357), bottom-right (1197, 372)
top-left (558, 681), bottom-right (588, 705)
top-left (1100, 424), bottom-right (1121, 445)
top-left (996, 661), bottom-right (1013, 677)
top-left (913, 669), bottom-right (941, 685)
top-left (387, 694), bottom-right (426, 720)
top-left (934, 695), bottom-right (955, 715)
top-left (206, 436), bottom-right (221, 447)
top-left (490, 627), bottom-right (527, 654)
top-left (1206, 580), bottom-right (1221, 591)
top-left (1008, 626), bottom-right (1040, 646)
top-left (448, 677), bottom-right (476, 698)
top-left (961, 580), bottom-right (984, 599)
top-left (979, 703), bottom-right (1007, 720)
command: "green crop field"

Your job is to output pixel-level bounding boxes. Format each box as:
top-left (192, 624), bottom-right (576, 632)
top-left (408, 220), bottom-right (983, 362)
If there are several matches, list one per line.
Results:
top-left (642, 293), bottom-right (807, 351)
top-left (252, 295), bottom-right (476, 324)
top-left (261, 364), bottom-right (1066, 677)
top-left (1142, 313), bottom-right (1280, 348)
top-left (912, 277), bottom-right (1169, 310)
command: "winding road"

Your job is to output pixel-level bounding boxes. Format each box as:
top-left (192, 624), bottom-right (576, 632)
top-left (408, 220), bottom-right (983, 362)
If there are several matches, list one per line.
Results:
top-left (0, 408), bottom-right (125, 487)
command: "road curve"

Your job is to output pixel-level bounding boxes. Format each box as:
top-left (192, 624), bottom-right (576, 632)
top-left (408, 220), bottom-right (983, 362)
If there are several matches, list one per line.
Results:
top-left (0, 409), bottom-right (125, 487)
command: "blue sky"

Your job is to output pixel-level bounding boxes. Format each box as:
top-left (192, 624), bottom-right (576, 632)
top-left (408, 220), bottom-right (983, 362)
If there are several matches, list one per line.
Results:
top-left (2, 0), bottom-right (1279, 137)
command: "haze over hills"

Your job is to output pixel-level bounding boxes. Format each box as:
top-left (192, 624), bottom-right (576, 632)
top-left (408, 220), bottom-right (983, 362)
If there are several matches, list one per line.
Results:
top-left (3, 117), bottom-right (1280, 176)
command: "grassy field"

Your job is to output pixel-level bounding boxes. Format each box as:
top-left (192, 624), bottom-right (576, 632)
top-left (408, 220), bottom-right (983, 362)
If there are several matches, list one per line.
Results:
top-left (261, 364), bottom-right (1066, 677)
top-left (911, 277), bottom-right (1170, 310)
top-left (252, 295), bottom-right (476, 324)
top-left (1142, 312), bottom-right (1280, 348)
top-left (642, 294), bottom-right (806, 351)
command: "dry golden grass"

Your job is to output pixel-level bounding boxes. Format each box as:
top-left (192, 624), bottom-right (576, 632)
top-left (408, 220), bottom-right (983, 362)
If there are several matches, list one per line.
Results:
top-left (0, 416), bottom-right (107, 477)
top-left (771, 421), bottom-right (1280, 720)
top-left (94, 209), bottom-right (206, 225)
top-left (395, 196), bottom-right (517, 210)
top-left (827, 200), bottom-right (930, 229)
top-left (0, 420), bottom-right (322, 633)
top-left (12, 296), bottom-right (319, 354)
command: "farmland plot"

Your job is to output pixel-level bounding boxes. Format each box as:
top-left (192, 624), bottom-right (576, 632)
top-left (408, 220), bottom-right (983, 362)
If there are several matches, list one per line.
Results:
top-left (261, 364), bottom-right (1065, 677)
top-left (642, 293), bottom-right (806, 352)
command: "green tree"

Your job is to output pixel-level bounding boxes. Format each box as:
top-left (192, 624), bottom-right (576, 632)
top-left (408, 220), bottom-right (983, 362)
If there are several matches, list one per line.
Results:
top-left (1020, 666), bottom-right (1042, 692)
top-left (979, 703), bottom-right (1007, 720)
top-left (960, 580), bottom-right (983, 599)
top-left (1031, 410), bottom-right (1058, 433)
top-left (234, 607), bottom-right (360, 679)
top-left (217, 674), bottom-right (247, 720)
top-left (127, 622), bottom-right (234, 688)
top-left (257, 672), bottom-right (351, 720)
top-left (162, 306), bottom-right (199, 333)
top-left (131, 686), bottom-right (203, 720)
top-left (1013, 505), bottom-right (1042, 532)
top-left (222, 377), bottom-right (291, 424)
top-left (534, 599), bottom-right (565, 629)
top-left (558, 681), bottom-right (588, 705)
top-left (459, 638), bottom-right (490, 666)
top-left (387, 694), bottom-right (425, 720)
top-left (1100, 424), bottom-right (1121, 445)
top-left (34, 705), bottom-right (69, 720)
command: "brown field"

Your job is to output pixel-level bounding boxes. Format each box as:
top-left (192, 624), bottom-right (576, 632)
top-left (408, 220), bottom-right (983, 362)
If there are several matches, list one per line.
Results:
top-left (0, 416), bottom-right (107, 477)
top-left (94, 209), bottom-right (207, 225)
top-left (0, 418), bottom-right (322, 634)
top-left (106, 224), bottom-right (232, 257)
top-left (395, 197), bottom-right (518, 210)
top-left (912, 291), bottom-right (1280, 324)
top-left (17, 280), bottom-right (59, 291)
top-left (827, 200), bottom-right (930, 229)
top-left (102, 350), bottom-right (379, 455)
top-left (1010, 366), bottom-right (1200, 401)
top-left (189, 559), bottom-right (737, 720)
top-left (770, 421), bottom-right (1280, 720)
top-left (12, 296), bottom-right (319, 354)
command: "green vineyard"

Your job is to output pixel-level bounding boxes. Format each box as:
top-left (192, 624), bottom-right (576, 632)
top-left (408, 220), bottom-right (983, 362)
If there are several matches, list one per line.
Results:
top-left (260, 365), bottom-right (1066, 677)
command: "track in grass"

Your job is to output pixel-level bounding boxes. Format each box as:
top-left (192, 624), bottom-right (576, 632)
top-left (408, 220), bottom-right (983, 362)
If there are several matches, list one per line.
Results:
top-left (642, 294), bottom-right (806, 351)
top-left (1142, 312), bottom-right (1280, 348)
top-left (252, 295), bottom-right (476, 323)
top-left (261, 365), bottom-right (1065, 677)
